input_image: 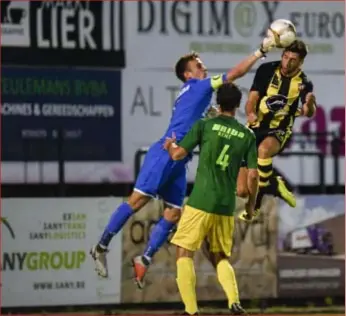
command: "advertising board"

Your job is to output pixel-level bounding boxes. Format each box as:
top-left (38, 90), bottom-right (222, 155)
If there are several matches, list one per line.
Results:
top-left (2, 198), bottom-right (123, 307)
top-left (121, 196), bottom-right (278, 302)
top-left (1, 66), bottom-right (122, 162)
top-left (2, 1), bottom-right (125, 67)
top-left (125, 1), bottom-right (344, 71)
top-left (121, 68), bottom-right (345, 185)
top-left (277, 195), bottom-right (345, 297)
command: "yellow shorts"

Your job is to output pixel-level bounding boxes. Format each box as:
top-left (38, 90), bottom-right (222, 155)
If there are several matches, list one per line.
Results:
top-left (171, 205), bottom-right (235, 256)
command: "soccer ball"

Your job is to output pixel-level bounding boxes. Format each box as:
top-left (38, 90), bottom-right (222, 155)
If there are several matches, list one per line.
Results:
top-left (268, 19), bottom-right (297, 48)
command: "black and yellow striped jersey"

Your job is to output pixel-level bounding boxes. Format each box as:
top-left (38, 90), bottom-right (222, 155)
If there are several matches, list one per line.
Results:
top-left (248, 61), bottom-right (313, 131)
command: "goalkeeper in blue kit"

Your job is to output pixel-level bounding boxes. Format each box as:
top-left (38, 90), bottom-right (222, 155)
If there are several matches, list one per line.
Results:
top-left (90, 36), bottom-right (277, 288)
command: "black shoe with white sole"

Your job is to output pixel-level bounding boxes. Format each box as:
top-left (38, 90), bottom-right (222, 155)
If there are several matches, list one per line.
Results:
top-left (229, 303), bottom-right (248, 315)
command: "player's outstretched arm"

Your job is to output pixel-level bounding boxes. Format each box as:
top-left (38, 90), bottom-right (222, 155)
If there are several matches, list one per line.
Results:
top-left (225, 37), bottom-right (275, 82)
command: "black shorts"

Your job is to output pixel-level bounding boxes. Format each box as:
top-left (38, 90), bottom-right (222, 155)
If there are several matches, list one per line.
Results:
top-left (241, 128), bottom-right (292, 167)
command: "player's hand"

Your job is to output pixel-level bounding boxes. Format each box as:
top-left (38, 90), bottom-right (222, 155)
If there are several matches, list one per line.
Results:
top-left (206, 105), bottom-right (220, 118)
top-left (247, 112), bottom-right (258, 124)
top-left (163, 132), bottom-right (177, 150)
top-left (260, 36), bottom-right (276, 53)
top-left (305, 92), bottom-right (316, 105)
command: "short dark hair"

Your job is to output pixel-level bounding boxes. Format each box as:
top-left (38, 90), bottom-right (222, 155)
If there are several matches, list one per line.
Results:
top-left (175, 52), bottom-right (199, 82)
top-left (216, 83), bottom-right (242, 112)
top-left (284, 40), bottom-right (308, 60)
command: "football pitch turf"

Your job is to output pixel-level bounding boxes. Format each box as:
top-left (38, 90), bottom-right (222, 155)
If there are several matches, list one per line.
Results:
top-left (5, 305), bottom-right (345, 315)
top-left (14, 310), bottom-right (345, 316)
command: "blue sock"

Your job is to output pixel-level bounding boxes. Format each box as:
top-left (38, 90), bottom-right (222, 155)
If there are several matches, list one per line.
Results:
top-left (143, 217), bottom-right (175, 260)
top-left (99, 203), bottom-right (134, 248)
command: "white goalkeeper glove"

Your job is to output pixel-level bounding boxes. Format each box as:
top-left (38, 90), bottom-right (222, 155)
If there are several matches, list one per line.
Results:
top-left (254, 36), bottom-right (276, 58)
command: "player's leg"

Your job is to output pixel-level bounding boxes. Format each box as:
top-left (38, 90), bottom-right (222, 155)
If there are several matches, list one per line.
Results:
top-left (207, 215), bottom-right (247, 315)
top-left (91, 143), bottom-right (166, 277)
top-left (132, 204), bottom-right (181, 288)
top-left (236, 164), bottom-right (249, 198)
top-left (271, 131), bottom-right (295, 192)
top-left (91, 191), bottom-right (150, 277)
top-left (257, 131), bottom-right (296, 208)
top-left (171, 205), bottom-right (212, 315)
top-left (272, 167), bottom-right (294, 192)
top-left (132, 163), bottom-right (187, 288)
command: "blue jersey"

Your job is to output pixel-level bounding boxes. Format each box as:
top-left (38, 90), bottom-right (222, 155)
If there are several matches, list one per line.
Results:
top-left (160, 74), bottom-right (227, 143)
top-left (135, 73), bottom-right (227, 208)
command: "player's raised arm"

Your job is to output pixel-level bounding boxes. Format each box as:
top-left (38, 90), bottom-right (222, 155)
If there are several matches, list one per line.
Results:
top-left (164, 120), bottom-right (203, 160)
top-left (225, 37), bottom-right (275, 83)
top-left (196, 37), bottom-right (276, 94)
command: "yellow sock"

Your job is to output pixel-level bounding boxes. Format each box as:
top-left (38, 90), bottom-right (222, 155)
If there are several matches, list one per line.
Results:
top-left (258, 157), bottom-right (273, 188)
top-left (176, 257), bottom-right (198, 315)
top-left (216, 259), bottom-right (239, 308)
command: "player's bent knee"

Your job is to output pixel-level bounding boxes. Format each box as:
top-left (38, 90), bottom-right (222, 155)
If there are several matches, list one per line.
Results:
top-left (176, 246), bottom-right (194, 259)
top-left (258, 137), bottom-right (281, 158)
top-left (211, 252), bottom-right (230, 266)
top-left (163, 207), bottom-right (181, 223)
top-left (258, 143), bottom-right (272, 158)
top-left (236, 187), bottom-right (249, 198)
top-left (127, 191), bottom-right (151, 211)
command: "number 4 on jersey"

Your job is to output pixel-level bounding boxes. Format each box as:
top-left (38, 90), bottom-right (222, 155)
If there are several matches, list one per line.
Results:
top-left (216, 145), bottom-right (230, 171)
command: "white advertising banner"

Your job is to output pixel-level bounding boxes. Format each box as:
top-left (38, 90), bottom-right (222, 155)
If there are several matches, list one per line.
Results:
top-left (1, 198), bottom-right (123, 307)
top-left (1, 66), bottom-right (344, 184)
top-left (125, 1), bottom-right (345, 71)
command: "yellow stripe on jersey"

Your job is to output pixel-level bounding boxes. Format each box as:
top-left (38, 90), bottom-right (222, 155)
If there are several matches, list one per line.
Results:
top-left (249, 65), bottom-right (305, 131)
top-left (270, 74), bottom-right (301, 129)
top-left (210, 75), bottom-right (224, 90)
top-left (251, 68), bottom-right (282, 129)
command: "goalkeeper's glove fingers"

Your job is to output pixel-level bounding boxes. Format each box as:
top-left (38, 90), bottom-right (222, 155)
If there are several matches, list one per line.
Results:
top-left (262, 36), bottom-right (276, 52)
top-left (254, 37), bottom-right (275, 58)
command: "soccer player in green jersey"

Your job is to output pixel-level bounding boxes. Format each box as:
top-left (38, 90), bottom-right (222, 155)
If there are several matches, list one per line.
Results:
top-left (164, 83), bottom-right (259, 315)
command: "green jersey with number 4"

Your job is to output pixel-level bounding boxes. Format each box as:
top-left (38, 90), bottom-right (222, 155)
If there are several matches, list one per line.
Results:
top-left (179, 115), bottom-right (257, 216)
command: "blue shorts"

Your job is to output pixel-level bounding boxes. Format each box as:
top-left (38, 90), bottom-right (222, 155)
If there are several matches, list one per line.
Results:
top-left (134, 141), bottom-right (187, 208)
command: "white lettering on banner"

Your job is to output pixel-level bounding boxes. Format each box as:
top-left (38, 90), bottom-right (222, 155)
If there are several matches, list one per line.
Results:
top-left (35, 1), bottom-right (119, 51)
top-left (2, 198), bottom-right (122, 307)
top-left (280, 281), bottom-right (340, 290)
top-left (280, 268), bottom-right (341, 278)
top-left (1, 103), bottom-right (115, 118)
top-left (126, 1), bottom-right (344, 70)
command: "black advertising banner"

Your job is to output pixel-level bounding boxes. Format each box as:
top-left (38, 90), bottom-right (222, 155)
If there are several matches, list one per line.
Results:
top-left (1, 66), bottom-right (122, 161)
top-left (1, 1), bottom-right (125, 67)
top-left (277, 195), bottom-right (345, 297)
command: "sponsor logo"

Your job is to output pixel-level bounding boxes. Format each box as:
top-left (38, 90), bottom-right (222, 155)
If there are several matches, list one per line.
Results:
top-left (1, 1), bottom-right (30, 47)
